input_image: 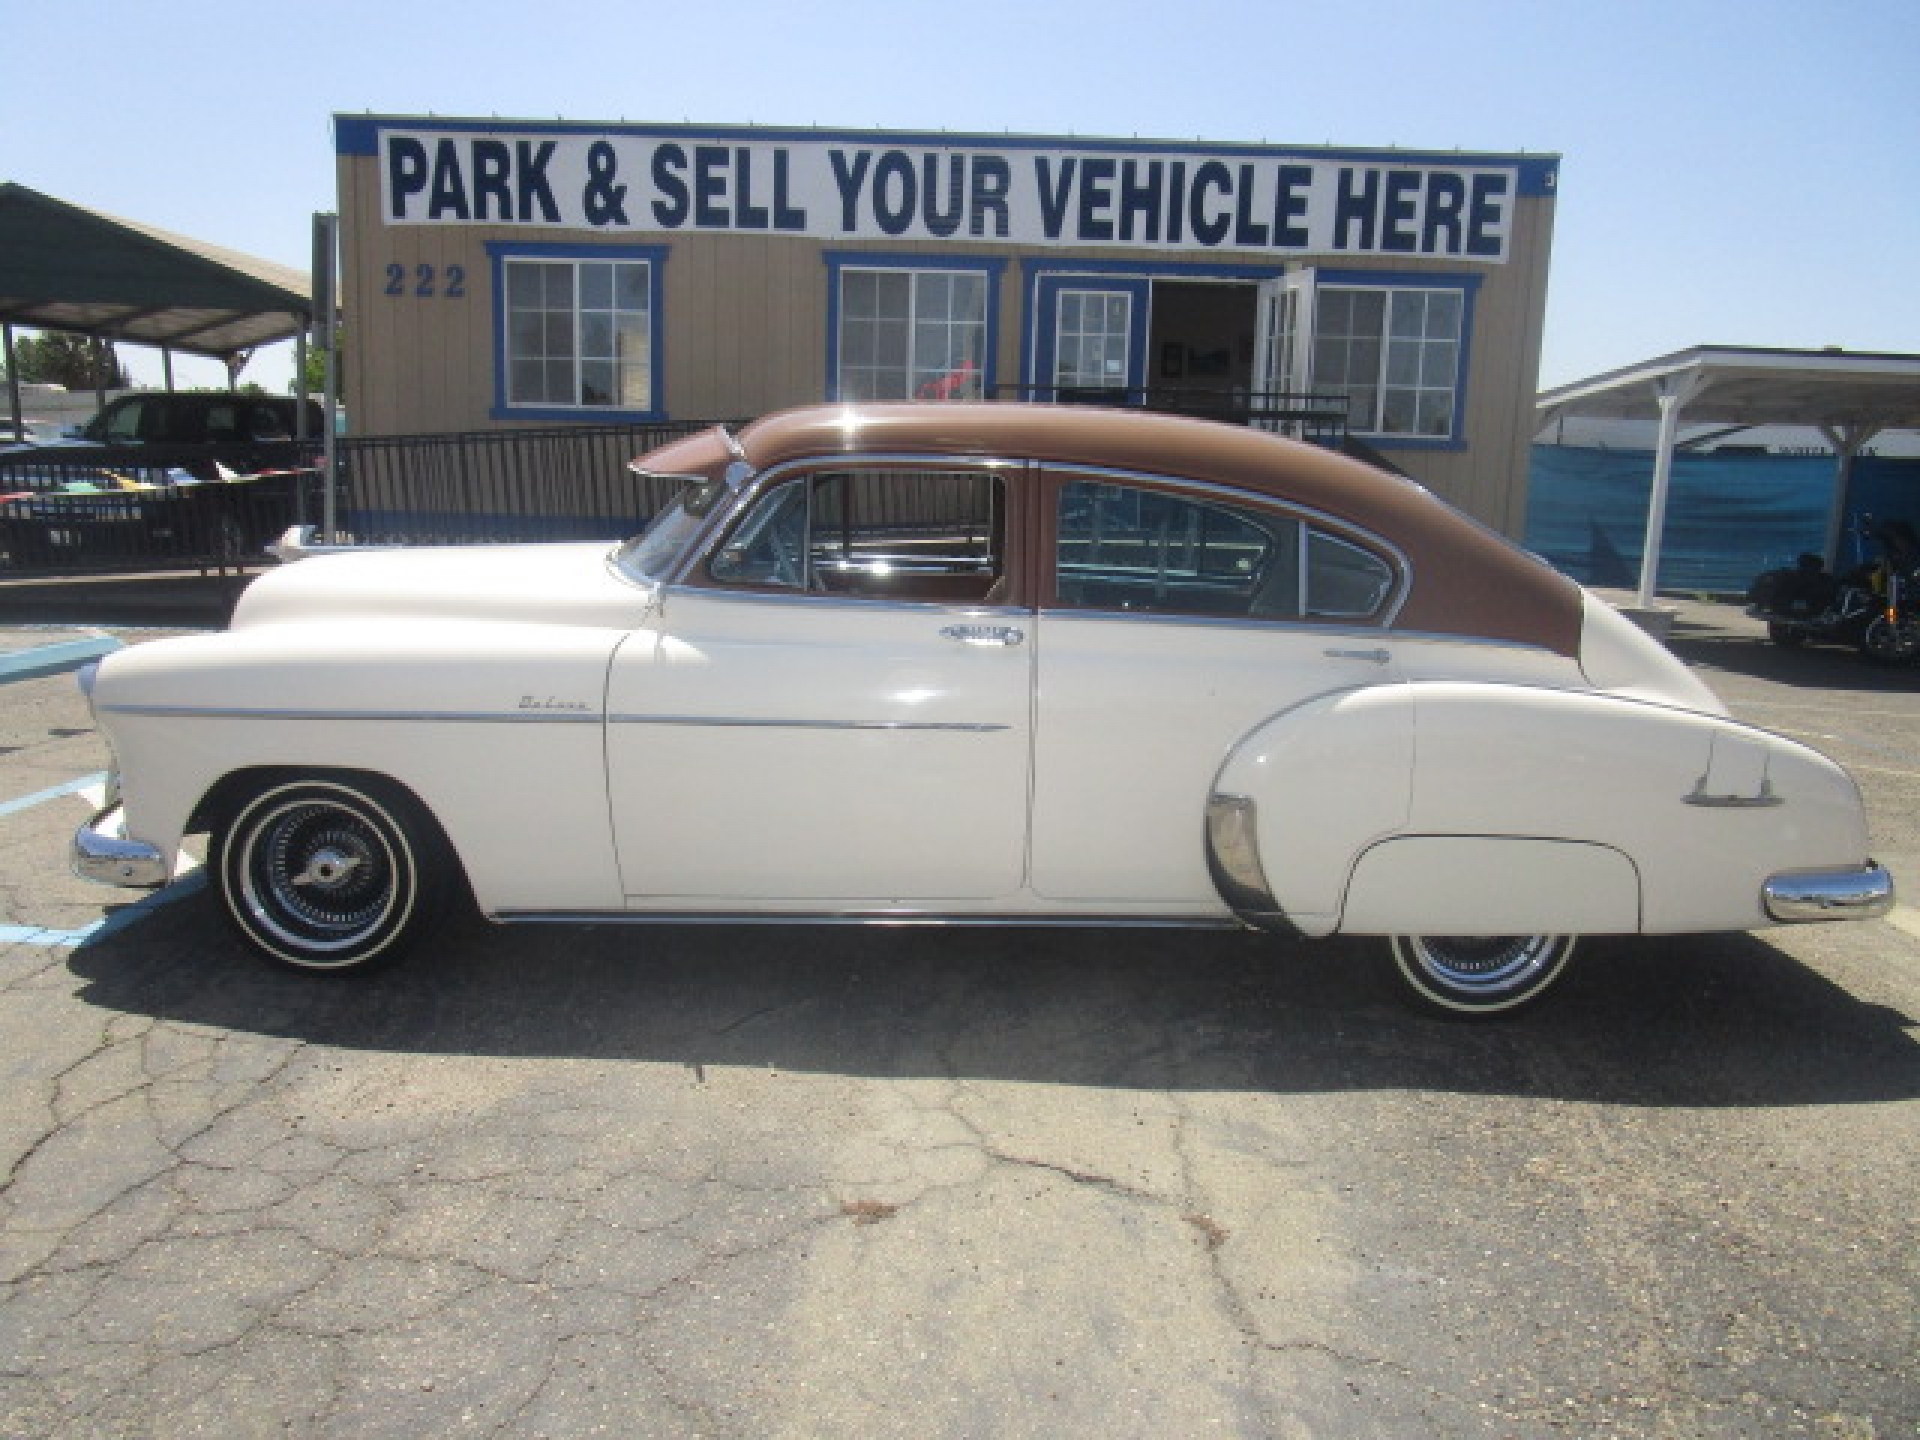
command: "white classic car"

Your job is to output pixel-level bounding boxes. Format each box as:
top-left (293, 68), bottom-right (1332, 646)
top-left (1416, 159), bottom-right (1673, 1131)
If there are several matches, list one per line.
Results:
top-left (74, 403), bottom-right (1893, 1015)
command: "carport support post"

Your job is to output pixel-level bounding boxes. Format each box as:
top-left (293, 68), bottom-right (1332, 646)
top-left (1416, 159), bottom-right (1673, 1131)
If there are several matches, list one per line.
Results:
top-left (1818, 424), bottom-right (1881, 568)
top-left (4, 324), bottom-right (20, 437)
top-left (294, 327), bottom-right (309, 526)
top-left (1635, 370), bottom-right (1709, 608)
top-left (312, 212), bottom-right (340, 544)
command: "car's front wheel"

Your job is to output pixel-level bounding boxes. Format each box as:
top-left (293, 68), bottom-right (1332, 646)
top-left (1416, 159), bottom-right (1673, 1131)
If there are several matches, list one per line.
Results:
top-left (1383, 934), bottom-right (1576, 1018)
top-left (212, 775), bottom-right (453, 973)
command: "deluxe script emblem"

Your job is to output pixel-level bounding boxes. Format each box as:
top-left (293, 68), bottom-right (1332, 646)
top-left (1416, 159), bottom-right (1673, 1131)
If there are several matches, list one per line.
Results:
top-left (519, 695), bottom-right (591, 712)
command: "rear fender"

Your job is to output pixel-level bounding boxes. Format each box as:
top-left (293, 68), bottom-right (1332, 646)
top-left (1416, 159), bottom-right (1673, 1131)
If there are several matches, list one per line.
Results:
top-left (1209, 684), bottom-right (1414, 937)
top-left (1210, 681), bottom-right (1871, 937)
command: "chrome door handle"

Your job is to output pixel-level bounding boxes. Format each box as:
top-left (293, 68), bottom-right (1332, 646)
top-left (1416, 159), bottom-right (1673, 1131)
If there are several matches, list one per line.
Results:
top-left (1324, 647), bottom-right (1391, 665)
top-left (942, 624), bottom-right (1026, 647)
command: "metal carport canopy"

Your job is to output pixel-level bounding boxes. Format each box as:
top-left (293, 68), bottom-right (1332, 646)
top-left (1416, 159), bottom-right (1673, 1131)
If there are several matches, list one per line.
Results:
top-left (0, 182), bottom-right (311, 363)
top-left (1536, 346), bottom-right (1920, 606)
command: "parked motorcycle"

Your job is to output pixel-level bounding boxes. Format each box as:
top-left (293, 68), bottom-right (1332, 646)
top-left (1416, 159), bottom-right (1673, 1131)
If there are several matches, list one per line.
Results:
top-left (1746, 517), bottom-right (1920, 664)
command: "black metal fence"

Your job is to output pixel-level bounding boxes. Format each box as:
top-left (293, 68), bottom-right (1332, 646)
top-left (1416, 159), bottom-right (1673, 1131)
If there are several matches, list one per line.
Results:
top-left (0, 424), bottom-right (713, 575)
top-left (0, 442), bottom-right (327, 576)
top-left (992, 386), bottom-right (1352, 447)
top-left (0, 396), bottom-right (1358, 577)
top-left (333, 421), bottom-right (717, 546)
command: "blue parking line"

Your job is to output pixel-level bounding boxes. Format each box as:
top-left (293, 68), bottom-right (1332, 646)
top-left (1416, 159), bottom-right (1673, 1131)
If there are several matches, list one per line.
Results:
top-left (0, 762), bottom-right (201, 949)
top-left (0, 872), bottom-right (206, 949)
top-left (0, 635), bottom-right (122, 685)
top-left (0, 772), bottom-right (107, 820)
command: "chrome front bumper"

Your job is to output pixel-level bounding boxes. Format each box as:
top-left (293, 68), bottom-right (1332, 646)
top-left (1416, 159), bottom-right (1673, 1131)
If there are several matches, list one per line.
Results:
top-left (72, 804), bottom-right (169, 889)
top-left (1762, 862), bottom-right (1895, 923)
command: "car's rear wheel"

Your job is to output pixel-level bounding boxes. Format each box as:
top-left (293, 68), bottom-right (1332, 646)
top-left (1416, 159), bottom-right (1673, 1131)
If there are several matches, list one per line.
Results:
top-left (212, 775), bottom-right (452, 973)
top-left (1383, 934), bottom-right (1576, 1018)
top-left (1766, 621), bottom-right (1806, 648)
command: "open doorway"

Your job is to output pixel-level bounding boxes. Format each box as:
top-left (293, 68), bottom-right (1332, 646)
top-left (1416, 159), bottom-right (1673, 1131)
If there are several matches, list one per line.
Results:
top-left (1147, 281), bottom-right (1258, 406)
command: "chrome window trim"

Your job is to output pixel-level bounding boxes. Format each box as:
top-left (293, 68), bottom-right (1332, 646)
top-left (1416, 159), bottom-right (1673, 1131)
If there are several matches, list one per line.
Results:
top-left (669, 452), bottom-right (1023, 589)
top-left (661, 582), bottom-right (1028, 618)
top-left (98, 704), bottom-right (604, 725)
top-left (1037, 610), bottom-right (1395, 641)
top-left (1037, 608), bottom-right (1556, 655)
top-left (1045, 462), bottom-right (1412, 628)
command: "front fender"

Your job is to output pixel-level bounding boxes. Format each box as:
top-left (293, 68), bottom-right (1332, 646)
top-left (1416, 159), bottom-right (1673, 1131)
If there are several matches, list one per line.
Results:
top-left (90, 620), bottom-right (632, 912)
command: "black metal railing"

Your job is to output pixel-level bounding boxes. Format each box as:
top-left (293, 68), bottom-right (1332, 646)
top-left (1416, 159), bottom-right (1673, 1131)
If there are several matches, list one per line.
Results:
top-left (0, 442), bottom-right (327, 576)
top-left (0, 424), bottom-right (716, 575)
top-left (333, 421), bottom-right (719, 546)
top-left (991, 386), bottom-right (1351, 446)
top-left (0, 397), bottom-right (1362, 577)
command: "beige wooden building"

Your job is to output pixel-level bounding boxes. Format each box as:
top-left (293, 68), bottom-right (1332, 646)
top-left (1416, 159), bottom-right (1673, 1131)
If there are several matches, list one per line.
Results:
top-left (334, 116), bottom-right (1559, 532)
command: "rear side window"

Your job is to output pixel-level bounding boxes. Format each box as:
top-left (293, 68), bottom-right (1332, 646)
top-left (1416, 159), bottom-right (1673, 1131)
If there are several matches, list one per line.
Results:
top-left (1053, 479), bottom-right (1394, 622)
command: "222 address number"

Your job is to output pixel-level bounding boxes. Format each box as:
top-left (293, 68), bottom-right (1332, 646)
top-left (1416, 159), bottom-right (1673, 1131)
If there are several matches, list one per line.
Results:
top-left (384, 263), bottom-right (466, 299)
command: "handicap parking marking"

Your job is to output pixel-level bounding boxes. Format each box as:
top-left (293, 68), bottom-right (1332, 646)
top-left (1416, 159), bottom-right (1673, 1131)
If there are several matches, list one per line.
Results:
top-left (0, 633), bottom-right (122, 685)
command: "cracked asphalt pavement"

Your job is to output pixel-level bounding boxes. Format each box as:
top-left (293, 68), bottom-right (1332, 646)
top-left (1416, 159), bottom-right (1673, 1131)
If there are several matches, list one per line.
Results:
top-left (1, 604), bottom-right (1916, 1438)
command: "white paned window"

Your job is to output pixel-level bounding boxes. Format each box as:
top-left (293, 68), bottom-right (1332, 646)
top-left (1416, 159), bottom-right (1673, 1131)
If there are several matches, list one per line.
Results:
top-left (1053, 289), bottom-right (1131, 390)
top-left (505, 258), bottom-right (654, 410)
top-left (838, 269), bottom-right (987, 401)
top-left (1314, 286), bottom-right (1463, 438)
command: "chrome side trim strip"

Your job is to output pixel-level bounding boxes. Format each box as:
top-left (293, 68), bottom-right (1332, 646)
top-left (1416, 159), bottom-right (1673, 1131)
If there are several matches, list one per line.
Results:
top-left (607, 714), bottom-right (1009, 732)
top-left (1762, 863), bottom-right (1894, 922)
top-left (98, 703), bottom-right (1006, 732)
top-left (493, 910), bottom-right (1241, 930)
top-left (99, 704), bottom-right (602, 724)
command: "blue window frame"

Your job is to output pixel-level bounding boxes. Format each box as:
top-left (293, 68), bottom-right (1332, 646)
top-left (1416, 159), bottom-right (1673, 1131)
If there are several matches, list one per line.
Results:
top-left (1310, 269), bottom-right (1479, 450)
top-left (1032, 276), bottom-right (1151, 400)
top-left (824, 253), bottom-right (1005, 402)
top-left (487, 242), bottom-right (668, 422)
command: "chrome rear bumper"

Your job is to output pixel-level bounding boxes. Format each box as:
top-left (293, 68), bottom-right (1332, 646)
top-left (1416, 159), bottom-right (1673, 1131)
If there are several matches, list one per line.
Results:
top-left (1762, 862), bottom-right (1895, 923)
top-left (72, 805), bottom-right (169, 889)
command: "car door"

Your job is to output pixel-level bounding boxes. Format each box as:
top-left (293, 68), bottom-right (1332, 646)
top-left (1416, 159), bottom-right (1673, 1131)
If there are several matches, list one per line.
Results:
top-left (1030, 470), bottom-right (1411, 908)
top-left (605, 460), bottom-right (1034, 904)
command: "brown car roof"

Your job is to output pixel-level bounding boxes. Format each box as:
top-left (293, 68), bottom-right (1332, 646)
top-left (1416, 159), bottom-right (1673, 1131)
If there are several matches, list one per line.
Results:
top-left (703, 403), bottom-right (1584, 655)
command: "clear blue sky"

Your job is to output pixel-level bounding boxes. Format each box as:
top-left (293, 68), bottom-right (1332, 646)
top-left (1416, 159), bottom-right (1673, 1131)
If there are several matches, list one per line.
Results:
top-left (8, 0), bottom-right (1916, 396)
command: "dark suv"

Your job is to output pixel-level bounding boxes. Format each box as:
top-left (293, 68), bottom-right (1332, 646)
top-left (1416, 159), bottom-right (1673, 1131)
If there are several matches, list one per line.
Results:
top-left (0, 393), bottom-right (327, 570)
top-left (76, 392), bottom-right (323, 476)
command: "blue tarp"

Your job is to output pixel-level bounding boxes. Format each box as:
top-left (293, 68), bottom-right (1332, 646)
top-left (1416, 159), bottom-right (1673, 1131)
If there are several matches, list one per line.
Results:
top-left (1524, 447), bottom-right (1920, 595)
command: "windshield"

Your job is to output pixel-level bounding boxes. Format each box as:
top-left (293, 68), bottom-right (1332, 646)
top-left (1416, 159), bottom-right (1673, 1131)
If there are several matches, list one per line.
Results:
top-left (612, 474), bottom-right (729, 582)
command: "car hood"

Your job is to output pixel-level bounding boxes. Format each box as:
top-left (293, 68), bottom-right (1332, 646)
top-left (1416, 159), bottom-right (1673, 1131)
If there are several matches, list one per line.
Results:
top-left (230, 543), bottom-right (657, 632)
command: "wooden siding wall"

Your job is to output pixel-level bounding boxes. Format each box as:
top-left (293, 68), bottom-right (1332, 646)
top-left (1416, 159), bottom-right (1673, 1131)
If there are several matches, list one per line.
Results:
top-left (338, 155), bottom-right (1554, 533)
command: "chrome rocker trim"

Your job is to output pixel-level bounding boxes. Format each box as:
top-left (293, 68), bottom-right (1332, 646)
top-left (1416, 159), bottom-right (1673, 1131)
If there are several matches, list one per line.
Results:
top-left (1762, 862), bottom-right (1895, 923)
top-left (73, 805), bottom-right (169, 889)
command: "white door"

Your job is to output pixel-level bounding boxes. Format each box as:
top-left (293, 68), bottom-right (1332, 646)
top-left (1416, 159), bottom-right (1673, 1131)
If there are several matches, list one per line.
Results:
top-left (1250, 271), bottom-right (1316, 432)
top-left (1031, 472), bottom-right (1407, 906)
top-left (604, 465), bottom-right (1033, 904)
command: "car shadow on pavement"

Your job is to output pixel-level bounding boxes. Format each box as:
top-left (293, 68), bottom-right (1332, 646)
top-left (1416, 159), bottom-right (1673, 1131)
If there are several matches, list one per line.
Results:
top-left (1665, 623), bottom-right (1920, 693)
top-left (63, 888), bottom-right (1920, 1110)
